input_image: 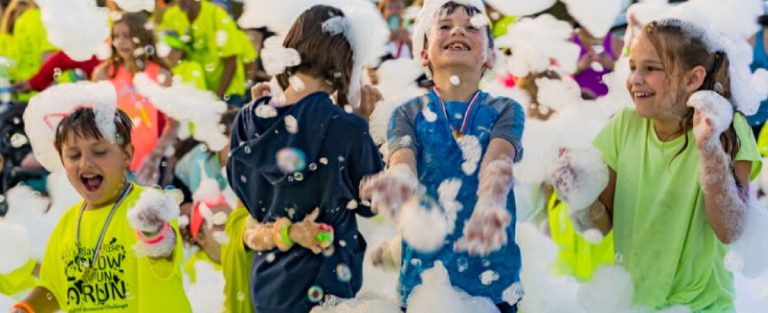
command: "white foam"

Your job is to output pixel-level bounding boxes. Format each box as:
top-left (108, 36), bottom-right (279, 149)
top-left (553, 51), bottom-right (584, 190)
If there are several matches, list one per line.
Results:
top-left (484, 0), bottom-right (556, 16)
top-left (398, 195), bottom-right (449, 253)
top-left (37, 0), bottom-right (110, 61)
top-left (560, 0), bottom-right (623, 38)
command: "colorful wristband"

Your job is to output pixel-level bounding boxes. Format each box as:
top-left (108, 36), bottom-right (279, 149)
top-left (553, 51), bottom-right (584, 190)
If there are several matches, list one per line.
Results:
top-left (135, 222), bottom-right (171, 245)
top-left (11, 301), bottom-right (35, 313)
top-left (273, 218), bottom-right (294, 251)
top-left (315, 223), bottom-right (334, 249)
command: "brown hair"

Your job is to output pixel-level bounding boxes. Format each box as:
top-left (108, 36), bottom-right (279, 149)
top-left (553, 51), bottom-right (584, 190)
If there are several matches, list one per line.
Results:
top-left (55, 108), bottom-right (134, 154)
top-left (108, 12), bottom-right (169, 78)
top-left (642, 19), bottom-right (739, 160)
top-left (276, 5), bottom-right (354, 106)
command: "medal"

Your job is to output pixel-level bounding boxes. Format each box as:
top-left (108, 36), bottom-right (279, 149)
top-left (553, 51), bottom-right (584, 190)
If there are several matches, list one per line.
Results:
top-left (433, 87), bottom-right (480, 141)
top-left (81, 266), bottom-right (96, 283)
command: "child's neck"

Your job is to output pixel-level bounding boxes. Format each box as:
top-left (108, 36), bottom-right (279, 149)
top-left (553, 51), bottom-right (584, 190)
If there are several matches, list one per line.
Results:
top-left (432, 71), bottom-right (481, 102)
top-left (282, 72), bottom-right (335, 106)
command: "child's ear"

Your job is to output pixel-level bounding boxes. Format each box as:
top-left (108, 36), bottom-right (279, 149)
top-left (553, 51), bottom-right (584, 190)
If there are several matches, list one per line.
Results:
top-left (684, 65), bottom-right (707, 93)
top-left (123, 144), bottom-right (135, 167)
top-left (419, 49), bottom-right (431, 67)
top-left (483, 49), bottom-right (496, 70)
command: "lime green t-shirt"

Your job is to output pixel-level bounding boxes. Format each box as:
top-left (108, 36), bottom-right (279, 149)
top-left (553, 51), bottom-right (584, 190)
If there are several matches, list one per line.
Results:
top-left (37, 183), bottom-right (192, 312)
top-left (548, 194), bottom-right (614, 281)
top-left (0, 33), bottom-right (17, 77)
top-left (172, 59), bottom-right (207, 90)
top-left (159, 2), bottom-right (245, 96)
top-left (593, 108), bottom-right (761, 312)
top-left (237, 29), bottom-right (258, 65)
top-left (220, 207), bottom-right (254, 313)
top-left (0, 259), bottom-right (36, 296)
top-left (12, 8), bottom-right (56, 101)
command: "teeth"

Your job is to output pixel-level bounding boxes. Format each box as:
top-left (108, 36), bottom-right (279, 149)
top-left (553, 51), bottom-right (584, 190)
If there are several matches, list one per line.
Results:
top-left (634, 92), bottom-right (652, 97)
top-left (82, 174), bottom-right (98, 179)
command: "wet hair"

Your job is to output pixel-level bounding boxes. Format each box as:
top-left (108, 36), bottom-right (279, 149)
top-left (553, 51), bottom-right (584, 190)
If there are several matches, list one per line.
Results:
top-left (55, 107), bottom-right (134, 154)
top-left (642, 19), bottom-right (739, 161)
top-left (276, 5), bottom-right (354, 106)
top-left (108, 12), bottom-right (169, 78)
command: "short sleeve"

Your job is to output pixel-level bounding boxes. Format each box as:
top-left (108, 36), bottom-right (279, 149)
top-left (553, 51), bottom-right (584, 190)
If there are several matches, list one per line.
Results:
top-left (733, 113), bottom-right (763, 180)
top-left (593, 108), bottom-right (629, 171)
top-left (489, 98), bottom-right (525, 162)
top-left (348, 130), bottom-right (385, 217)
top-left (387, 101), bottom-right (421, 157)
top-left (213, 8), bottom-right (242, 58)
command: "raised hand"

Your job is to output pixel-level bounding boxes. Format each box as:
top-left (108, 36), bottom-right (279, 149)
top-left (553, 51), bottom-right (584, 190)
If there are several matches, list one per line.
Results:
top-left (360, 164), bottom-right (418, 218)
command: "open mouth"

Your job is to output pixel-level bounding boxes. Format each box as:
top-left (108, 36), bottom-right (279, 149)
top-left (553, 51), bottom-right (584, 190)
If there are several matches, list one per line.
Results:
top-left (80, 173), bottom-right (104, 192)
top-left (444, 42), bottom-right (470, 51)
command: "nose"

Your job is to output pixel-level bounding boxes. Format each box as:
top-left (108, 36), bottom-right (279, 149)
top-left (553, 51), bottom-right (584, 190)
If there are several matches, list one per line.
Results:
top-left (450, 25), bottom-right (466, 37)
top-left (629, 70), bottom-right (644, 86)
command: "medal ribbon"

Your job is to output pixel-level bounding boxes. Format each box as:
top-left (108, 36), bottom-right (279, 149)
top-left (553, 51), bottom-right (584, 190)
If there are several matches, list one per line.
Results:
top-left (432, 87), bottom-right (480, 137)
top-left (75, 183), bottom-right (134, 276)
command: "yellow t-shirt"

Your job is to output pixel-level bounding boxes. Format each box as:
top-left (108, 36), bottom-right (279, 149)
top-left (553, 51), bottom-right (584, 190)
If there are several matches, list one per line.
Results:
top-left (0, 259), bottom-right (36, 296)
top-left (172, 59), bottom-right (207, 90)
top-left (159, 2), bottom-right (245, 96)
top-left (220, 207), bottom-right (254, 313)
top-left (12, 8), bottom-right (56, 101)
top-left (37, 183), bottom-right (192, 312)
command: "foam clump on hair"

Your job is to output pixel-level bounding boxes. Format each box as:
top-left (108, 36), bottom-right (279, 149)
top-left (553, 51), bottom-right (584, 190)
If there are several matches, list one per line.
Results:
top-left (133, 72), bottom-right (229, 151)
top-left (37, 0), bottom-right (110, 61)
top-left (322, 16), bottom-right (350, 36)
top-left (659, 4), bottom-right (767, 116)
top-left (261, 36), bottom-right (302, 76)
top-left (24, 81), bottom-right (118, 172)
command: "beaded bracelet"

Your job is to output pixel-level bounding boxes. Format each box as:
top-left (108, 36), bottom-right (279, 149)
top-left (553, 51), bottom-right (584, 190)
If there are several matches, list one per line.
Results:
top-left (135, 222), bottom-right (171, 245)
top-left (273, 218), bottom-right (295, 251)
top-left (11, 301), bottom-right (35, 313)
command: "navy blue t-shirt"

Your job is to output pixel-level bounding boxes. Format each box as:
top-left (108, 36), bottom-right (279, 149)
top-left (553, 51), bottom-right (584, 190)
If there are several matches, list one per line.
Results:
top-left (227, 92), bottom-right (384, 313)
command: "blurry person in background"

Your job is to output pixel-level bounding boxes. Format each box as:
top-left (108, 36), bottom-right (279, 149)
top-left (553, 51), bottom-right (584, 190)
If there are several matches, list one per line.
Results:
top-left (572, 25), bottom-right (623, 99)
top-left (379, 0), bottom-right (413, 59)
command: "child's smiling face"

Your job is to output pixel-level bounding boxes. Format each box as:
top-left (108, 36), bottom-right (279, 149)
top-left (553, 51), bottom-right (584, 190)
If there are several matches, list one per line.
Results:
top-left (420, 6), bottom-right (493, 75)
top-left (61, 135), bottom-right (133, 208)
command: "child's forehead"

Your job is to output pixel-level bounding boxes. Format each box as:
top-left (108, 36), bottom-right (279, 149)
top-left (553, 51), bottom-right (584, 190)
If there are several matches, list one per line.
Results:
top-left (61, 132), bottom-right (112, 148)
top-left (434, 5), bottom-right (474, 21)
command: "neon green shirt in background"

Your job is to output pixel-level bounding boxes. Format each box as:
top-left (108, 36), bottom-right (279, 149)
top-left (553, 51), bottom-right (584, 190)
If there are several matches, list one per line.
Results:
top-left (12, 8), bottom-right (56, 101)
top-left (593, 108), bottom-right (761, 312)
top-left (0, 259), bottom-right (36, 296)
top-left (548, 194), bottom-right (614, 281)
top-left (221, 207), bottom-right (254, 313)
top-left (37, 183), bottom-right (192, 312)
top-left (756, 122), bottom-right (768, 157)
top-left (172, 59), bottom-right (207, 90)
top-left (159, 1), bottom-right (245, 96)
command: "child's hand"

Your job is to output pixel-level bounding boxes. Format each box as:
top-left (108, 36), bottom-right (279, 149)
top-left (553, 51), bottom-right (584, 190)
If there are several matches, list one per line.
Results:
top-left (550, 147), bottom-right (608, 211)
top-left (688, 90), bottom-right (733, 150)
top-left (354, 84), bottom-right (382, 120)
top-left (289, 208), bottom-right (334, 254)
top-left (250, 82), bottom-right (272, 99)
top-left (454, 198), bottom-right (511, 256)
top-left (360, 165), bottom-right (418, 218)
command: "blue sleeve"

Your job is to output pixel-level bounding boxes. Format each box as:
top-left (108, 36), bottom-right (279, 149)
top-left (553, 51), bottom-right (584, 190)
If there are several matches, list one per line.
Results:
top-left (348, 131), bottom-right (384, 217)
top-left (387, 99), bottom-right (422, 156)
top-left (489, 98), bottom-right (525, 162)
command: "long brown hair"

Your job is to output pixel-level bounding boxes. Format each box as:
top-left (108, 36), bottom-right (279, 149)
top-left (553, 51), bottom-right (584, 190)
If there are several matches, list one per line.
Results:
top-left (0, 0), bottom-right (33, 34)
top-left (108, 12), bottom-right (169, 78)
top-left (275, 5), bottom-right (354, 106)
top-left (642, 19), bottom-right (739, 160)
